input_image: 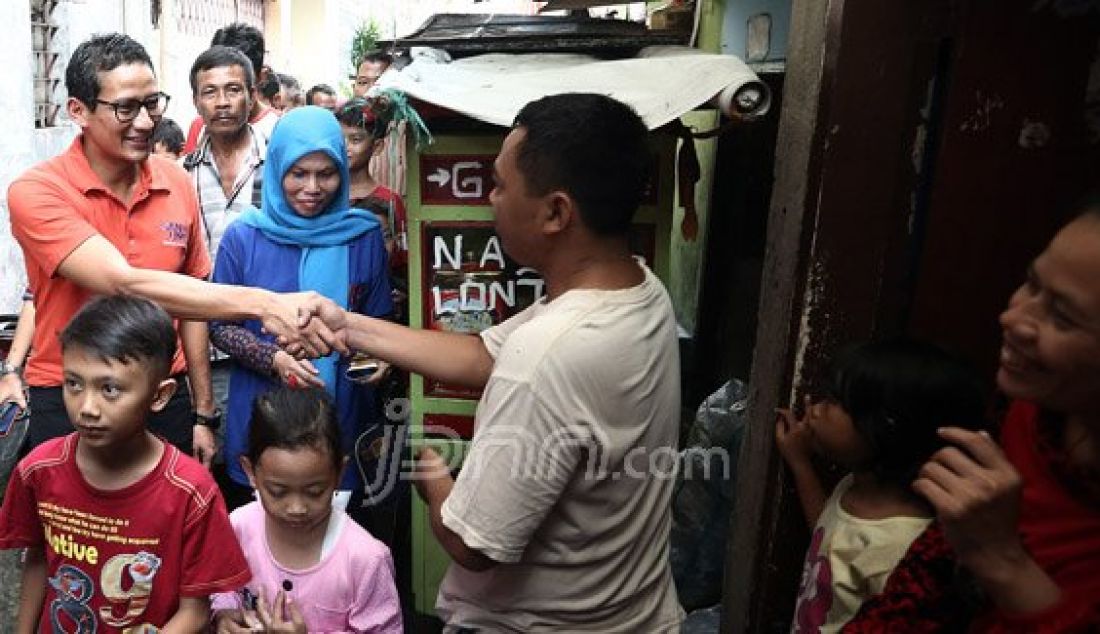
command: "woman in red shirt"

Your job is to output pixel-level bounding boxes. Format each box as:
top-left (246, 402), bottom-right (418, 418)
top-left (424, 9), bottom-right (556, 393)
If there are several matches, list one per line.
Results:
top-left (845, 200), bottom-right (1100, 632)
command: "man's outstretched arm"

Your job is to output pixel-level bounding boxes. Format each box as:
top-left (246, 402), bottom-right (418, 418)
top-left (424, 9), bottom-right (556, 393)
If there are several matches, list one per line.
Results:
top-left (302, 297), bottom-right (495, 389)
top-left (57, 235), bottom-right (345, 357)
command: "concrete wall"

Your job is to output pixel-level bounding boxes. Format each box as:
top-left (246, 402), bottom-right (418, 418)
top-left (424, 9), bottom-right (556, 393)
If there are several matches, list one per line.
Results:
top-left (0, 1), bottom-right (35, 315)
top-left (286, 0), bottom-right (334, 91)
top-left (264, 0), bottom-right (401, 98)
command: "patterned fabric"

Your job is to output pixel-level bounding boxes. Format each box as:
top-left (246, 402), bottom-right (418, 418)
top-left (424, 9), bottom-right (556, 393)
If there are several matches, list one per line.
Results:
top-left (841, 524), bottom-right (976, 632)
top-left (843, 400), bottom-right (1100, 632)
top-left (182, 124), bottom-right (266, 258)
top-left (0, 435), bottom-right (250, 629)
top-left (790, 474), bottom-right (933, 633)
top-left (209, 323), bottom-right (278, 376)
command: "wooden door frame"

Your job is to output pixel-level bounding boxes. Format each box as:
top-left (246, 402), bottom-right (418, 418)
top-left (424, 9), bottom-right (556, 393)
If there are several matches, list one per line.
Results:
top-left (721, 0), bottom-right (953, 629)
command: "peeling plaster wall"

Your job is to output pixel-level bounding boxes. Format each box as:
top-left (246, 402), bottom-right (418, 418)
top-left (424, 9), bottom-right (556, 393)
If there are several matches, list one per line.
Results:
top-left (0, 1), bottom-right (35, 314)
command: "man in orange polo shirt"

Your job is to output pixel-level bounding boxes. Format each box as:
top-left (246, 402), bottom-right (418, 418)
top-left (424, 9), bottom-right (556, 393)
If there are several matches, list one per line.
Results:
top-left (7, 33), bottom-right (341, 460)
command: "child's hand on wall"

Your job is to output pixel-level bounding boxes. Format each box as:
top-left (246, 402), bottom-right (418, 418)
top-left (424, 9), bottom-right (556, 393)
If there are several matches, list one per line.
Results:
top-left (775, 396), bottom-right (816, 469)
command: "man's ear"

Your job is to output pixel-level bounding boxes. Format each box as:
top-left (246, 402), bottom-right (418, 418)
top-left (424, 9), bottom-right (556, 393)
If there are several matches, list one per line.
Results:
top-left (541, 191), bottom-right (576, 237)
top-left (67, 97), bottom-right (91, 129)
top-left (149, 377), bottom-right (177, 413)
top-left (240, 455), bottom-right (259, 489)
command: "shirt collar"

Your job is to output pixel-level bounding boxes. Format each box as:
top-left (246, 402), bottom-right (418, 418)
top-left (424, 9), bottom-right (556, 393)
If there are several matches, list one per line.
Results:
top-left (65, 134), bottom-right (169, 195)
top-left (194, 124), bottom-right (266, 167)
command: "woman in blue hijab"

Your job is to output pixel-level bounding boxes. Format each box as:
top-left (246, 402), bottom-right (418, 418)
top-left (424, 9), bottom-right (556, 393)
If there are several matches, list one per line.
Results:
top-left (210, 106), bottom-right (392, 505)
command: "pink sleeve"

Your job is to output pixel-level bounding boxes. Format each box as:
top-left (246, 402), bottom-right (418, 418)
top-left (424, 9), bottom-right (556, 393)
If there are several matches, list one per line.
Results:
top-left (347, 541), bottom-right (402, 633)
top-left (210, 591), bottom-right (240, 613)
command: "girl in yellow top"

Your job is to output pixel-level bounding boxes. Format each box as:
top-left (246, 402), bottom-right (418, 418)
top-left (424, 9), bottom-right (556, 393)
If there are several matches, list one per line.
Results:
top-left (775, 338), bottom-right (989, 633)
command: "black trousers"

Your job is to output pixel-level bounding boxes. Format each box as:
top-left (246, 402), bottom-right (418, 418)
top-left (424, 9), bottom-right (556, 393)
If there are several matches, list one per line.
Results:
top-left (26, 373), bottom-right (195, 456)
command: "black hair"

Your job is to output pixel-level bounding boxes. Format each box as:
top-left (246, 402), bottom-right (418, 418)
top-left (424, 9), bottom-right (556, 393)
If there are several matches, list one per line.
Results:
top-left (357, 195), bottom-right (391, 220)
top-left (189, 45), bottom-right (256, 95)
top-left (358, 50), bottom-right (393, 68)
top-left (210, 22), bottom-right (265, 78)
top-left (512, 93), bottom-right (650, 237)
top-left (65, 33), bottom-right (155, 108)
top-left (247, 387), bottom-right (343, 470)
top-left (151, 118), bottom-right (184, 154)
top-left (306, 84), bottom-right (336, 105)
top-left (277, 73), bottom-right (300, 91)
top-left (337, 96), bottom-right (392, 139)
top-left (258, 72), bottom-right (282, 101)
top-left (1070, 190), bottom-right (1100, 222)
top-left (60, 295), bottom-right (177, 379)
top-left (827, 338), bottom-right (989, 487)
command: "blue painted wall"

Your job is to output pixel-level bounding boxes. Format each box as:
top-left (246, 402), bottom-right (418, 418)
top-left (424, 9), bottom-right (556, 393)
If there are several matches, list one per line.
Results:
top-left (720, 0), bottom-right (792, 62)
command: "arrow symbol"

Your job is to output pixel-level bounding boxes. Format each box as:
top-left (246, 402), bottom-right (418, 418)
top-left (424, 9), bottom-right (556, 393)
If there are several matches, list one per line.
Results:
top-left (427, 168), bottom-right (450, 188)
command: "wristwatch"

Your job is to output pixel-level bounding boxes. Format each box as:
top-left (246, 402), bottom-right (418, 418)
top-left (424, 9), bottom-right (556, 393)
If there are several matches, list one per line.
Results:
top-left (0, 361), bottom-right (19, 377)
top-left (194, 408), bottom-right (222, 432)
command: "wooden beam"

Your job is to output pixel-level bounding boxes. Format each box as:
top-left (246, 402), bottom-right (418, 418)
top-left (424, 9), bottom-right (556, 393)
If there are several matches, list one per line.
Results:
top-left (721, 0), bottom-right (952, 630)
top-left (720, 0), bottom-right (834, 629)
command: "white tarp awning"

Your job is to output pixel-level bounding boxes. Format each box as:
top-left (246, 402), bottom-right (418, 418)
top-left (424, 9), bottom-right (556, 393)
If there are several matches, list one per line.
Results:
top-left (375, 45), bottom-right (770, 130)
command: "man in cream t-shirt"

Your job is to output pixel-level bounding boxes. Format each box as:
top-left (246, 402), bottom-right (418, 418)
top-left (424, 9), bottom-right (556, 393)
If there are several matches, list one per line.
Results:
top-left (435, 262), bottom-right (683, 631)
top-left (300, 93), bottom-right (684, 632)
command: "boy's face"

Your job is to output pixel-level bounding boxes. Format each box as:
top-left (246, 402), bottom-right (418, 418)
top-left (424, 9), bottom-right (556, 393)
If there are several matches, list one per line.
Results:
top-left (62, 345), bottom-right (175, 450)
top-left (341, 122), bottom-right (375, 173)
top-left (152, 141), bottom-right (179, 161)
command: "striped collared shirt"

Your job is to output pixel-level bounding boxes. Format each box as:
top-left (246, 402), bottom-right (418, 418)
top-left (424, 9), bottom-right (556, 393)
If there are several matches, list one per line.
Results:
top-left (183, 125), bottom-right (266, 259)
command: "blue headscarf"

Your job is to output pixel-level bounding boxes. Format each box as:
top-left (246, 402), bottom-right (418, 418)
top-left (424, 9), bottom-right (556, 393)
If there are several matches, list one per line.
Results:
top-left (238, 106), bottom-right (378, 390)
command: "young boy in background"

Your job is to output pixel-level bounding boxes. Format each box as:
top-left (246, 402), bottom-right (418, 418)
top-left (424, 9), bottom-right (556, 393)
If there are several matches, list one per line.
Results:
top-left (0, 295), bottom-right (250, 633)
top-left (152, 118), bottom-right (186, 161)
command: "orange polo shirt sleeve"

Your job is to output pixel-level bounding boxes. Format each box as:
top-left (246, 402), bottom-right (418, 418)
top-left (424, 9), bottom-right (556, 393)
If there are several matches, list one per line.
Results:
top-left (7, 165), bottom-right (99, 280)
top-left (8, 137), bottom-right (211, 387)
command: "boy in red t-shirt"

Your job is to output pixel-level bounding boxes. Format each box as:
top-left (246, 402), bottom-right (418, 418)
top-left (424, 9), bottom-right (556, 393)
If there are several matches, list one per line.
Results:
top-left (0, 295), bottom-right (250, 632)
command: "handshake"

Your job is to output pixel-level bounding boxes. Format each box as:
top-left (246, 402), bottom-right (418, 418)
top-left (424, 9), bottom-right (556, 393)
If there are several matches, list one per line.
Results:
top-left (260, 292), bottom-right (351, 359)
top-left (259, 293), bottom-right (390, 390)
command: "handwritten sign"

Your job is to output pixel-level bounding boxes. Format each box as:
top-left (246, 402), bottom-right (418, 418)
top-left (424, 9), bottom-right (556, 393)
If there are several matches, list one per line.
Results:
top-left (421, 221), bottom-right (544, 399)
top-left (420, 155), bottom-right (496, 206)
top-left (420, 153), bottom-right (659, 207)
top-left (419, 220), bottom-right (656, 400)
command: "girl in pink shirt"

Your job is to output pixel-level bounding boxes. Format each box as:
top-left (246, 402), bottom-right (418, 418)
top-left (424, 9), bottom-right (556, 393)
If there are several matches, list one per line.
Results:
top-left (212, 387), bottom-right (402, 633)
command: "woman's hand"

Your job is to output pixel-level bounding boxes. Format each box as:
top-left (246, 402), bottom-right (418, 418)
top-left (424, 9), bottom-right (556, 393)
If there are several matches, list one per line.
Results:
top-left (913, 428), bottom-right (1023, 564)
top-left (913, 427), bottom-right (1061, 613)
top-left (272, 351), bottom-right (324, 389)
top-left (775, 396), bottom-right (816, 469)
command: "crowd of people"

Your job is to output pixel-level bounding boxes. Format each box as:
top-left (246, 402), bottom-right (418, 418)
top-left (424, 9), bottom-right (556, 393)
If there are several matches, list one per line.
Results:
top-left (0, 15), bottom-right (1097, 634)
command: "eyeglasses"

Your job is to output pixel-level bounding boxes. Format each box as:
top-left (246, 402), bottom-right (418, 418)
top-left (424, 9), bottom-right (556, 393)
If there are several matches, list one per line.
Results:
top-left (94, 92), bottom-right (171, 123)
